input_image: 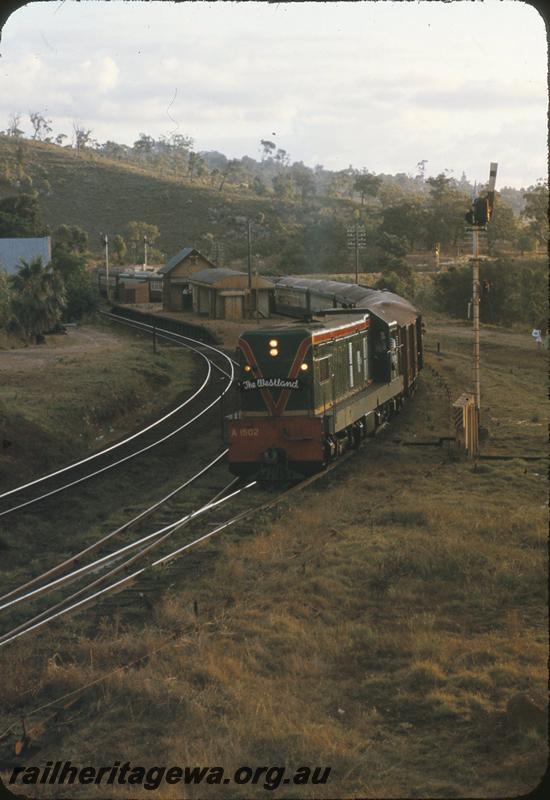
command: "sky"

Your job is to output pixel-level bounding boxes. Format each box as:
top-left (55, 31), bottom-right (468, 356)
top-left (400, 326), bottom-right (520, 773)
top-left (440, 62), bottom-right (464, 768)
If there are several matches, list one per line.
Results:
top-left (0, 0), bottom-right (547, 188)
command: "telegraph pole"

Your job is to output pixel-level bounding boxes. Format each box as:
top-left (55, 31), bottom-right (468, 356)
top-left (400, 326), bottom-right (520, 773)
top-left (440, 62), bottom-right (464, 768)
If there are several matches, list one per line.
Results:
top-left (246, 218), bottom-right (253, 317)
top-left (346, 222), bottom-right (367, 284)
top-left (245, 215), bottom-right (264, 317)
top-left (247, 219), bottom-right (252, 292)
top-left (354, 222), bottom-right (359, 284)
top-left (143, 235), bottom-right (148, 269)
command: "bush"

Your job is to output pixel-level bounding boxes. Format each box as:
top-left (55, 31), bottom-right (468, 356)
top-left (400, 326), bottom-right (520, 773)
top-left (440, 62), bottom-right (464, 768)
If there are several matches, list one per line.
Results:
top-left (373, 270), bottom-right (416, 299)
top-left (433, 257), bottom-right (547, 327)
top-left (64, 270), bottom-right (99, 320)
top-left (0, 267), bottom-right (11, 328)
top-left (51, 248), bottom-right (98, 321)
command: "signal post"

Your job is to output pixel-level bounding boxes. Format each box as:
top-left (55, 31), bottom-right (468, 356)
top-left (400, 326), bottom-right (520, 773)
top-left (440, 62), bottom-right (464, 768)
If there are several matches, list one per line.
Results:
top-left (462, 162), bottom-right (498, 454)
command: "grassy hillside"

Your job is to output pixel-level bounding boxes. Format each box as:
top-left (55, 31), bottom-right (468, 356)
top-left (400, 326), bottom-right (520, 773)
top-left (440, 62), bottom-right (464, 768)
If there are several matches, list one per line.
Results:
top-left (0, 321), bottom-right (196, 490)
top-left (0, 135), bottom-right (353, 269)
top-left (0, 314), bottom-right (546, 798)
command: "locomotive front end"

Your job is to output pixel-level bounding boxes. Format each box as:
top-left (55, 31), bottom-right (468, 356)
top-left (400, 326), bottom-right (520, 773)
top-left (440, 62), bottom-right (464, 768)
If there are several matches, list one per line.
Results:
top-left (227, 328), bottom-right (324, 479)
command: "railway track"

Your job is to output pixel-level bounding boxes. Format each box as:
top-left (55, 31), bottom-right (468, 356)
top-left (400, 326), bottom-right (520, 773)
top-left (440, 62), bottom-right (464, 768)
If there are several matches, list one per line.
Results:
top-left (0, 450), bottom-right (356, 760)
top-left (0, 309), bottom-right (365, 755)
top-left (0, 450), bottom-right (229, 611)
top-left (0, 312), bottom-right (236, 519)
top-left (0, 445), bottom-right (355, 652)
top-left (0, 313), bottom-right (248, 642)
top-left (0, 474), bottom-right (258, 648)
top-left (0, 307), bottom-right (403, 650)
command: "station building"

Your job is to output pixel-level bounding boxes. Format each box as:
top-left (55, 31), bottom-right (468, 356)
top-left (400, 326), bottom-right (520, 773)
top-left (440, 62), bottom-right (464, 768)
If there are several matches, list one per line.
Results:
top-left (188, 268), bottom-right (274, 320)
top-left (159, 247), bottom-right (217, 311)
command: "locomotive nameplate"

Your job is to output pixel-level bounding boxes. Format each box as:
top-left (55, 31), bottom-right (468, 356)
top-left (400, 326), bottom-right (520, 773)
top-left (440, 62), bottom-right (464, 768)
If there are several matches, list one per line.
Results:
top-left (241, 378), bottom-right (302, 390)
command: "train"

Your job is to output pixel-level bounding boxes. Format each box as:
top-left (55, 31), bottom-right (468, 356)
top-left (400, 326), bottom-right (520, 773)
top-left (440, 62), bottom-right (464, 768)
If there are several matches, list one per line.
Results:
top-left (227, 278), bottom-right (423, 479)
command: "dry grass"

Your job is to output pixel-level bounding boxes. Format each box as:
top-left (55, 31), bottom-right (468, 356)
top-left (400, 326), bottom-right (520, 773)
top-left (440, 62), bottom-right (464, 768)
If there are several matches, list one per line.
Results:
top-left (0, 314), bottom-right (547, 798)
top-left (0, 321), bottom-right (195, 488)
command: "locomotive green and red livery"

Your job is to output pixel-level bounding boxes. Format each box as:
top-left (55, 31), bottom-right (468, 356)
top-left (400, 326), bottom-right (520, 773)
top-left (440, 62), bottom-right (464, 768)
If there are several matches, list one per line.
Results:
top-left (227, 280), bottom-right (422, 479)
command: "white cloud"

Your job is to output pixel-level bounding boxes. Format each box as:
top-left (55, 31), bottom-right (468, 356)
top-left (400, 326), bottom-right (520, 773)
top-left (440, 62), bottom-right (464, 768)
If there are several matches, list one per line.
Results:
top-left (0, 0), bottom-right (546, 187)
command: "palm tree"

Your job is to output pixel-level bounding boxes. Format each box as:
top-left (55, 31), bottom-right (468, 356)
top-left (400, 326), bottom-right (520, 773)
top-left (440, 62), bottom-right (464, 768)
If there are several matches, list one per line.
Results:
top-left (10, 257), bottom-right (66, 342)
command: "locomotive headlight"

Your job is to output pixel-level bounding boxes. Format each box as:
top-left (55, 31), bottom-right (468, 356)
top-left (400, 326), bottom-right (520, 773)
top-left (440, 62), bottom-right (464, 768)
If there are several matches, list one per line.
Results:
top-left (244, 364), bottom-right (252, 372)
top-left (269, 338), bottom-right (278, 348)
top-left (269, 348), bottom-right (279, 357)
top-left (300, 362), bottom-right (309, 371)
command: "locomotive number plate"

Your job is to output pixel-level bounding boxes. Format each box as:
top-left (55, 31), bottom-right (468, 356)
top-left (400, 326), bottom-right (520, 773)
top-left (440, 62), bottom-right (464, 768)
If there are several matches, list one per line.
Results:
top-left (239, 427), bottom-right (259, 437)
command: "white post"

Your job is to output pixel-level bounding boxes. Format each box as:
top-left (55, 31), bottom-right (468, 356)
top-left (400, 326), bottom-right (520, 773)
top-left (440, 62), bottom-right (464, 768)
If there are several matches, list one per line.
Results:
top-left (104, 234), bottom-right (110, 300)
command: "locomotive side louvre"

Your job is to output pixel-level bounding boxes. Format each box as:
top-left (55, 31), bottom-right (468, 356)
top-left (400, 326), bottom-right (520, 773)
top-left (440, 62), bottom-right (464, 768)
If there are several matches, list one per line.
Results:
top-left (312, 330), bottom-right (368, 408)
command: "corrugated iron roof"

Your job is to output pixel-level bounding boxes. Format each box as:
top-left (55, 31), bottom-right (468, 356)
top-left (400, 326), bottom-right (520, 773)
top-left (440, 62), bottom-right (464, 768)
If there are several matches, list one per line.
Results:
top-left (159, 247), bottom-right (216, 275)
top-left (189, 267), bottom-right (246, 285)
top-left (189, 267), bottom-right (275, 289)
top-left (0, 237), bottom-right (52, 275)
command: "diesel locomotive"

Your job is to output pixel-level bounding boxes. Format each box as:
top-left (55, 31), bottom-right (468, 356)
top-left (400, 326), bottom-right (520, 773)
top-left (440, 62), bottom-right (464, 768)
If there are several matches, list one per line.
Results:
top-left (227, 278), bottom-right (423, 479)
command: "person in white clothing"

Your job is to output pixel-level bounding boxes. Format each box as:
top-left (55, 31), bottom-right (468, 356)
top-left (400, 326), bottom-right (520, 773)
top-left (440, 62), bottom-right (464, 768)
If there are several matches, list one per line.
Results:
top-left (531, 329), bottom-right (542, 349)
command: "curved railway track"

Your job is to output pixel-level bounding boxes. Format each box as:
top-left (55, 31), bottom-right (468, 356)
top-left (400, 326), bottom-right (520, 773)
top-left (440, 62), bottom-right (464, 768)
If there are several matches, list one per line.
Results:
top-left (0, 313), bottom-right (249, 641)
top-left (0, 336), bottom-right (457, 760)
top-left (0, 450), bottom-right (229, 609)
top-left (0, 313), bottom-right (236, 519)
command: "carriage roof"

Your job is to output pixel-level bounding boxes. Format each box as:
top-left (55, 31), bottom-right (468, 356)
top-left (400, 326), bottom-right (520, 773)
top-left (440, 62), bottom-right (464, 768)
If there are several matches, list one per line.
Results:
top-left (274, 276), bottom-right (419, 326)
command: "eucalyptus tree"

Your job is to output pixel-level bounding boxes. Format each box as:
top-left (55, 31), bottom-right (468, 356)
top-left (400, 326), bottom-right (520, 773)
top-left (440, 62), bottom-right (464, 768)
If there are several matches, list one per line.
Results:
top-left (29, 111), bottom-right (52, 141)
top-left (522, 180), bottom-right (549, 249)
top-left (0, 193), bottom-right (45, 237)
top-left (6, 112), bottom-right (23, 138)
top-left (353, 171), bottom-right (381, 205)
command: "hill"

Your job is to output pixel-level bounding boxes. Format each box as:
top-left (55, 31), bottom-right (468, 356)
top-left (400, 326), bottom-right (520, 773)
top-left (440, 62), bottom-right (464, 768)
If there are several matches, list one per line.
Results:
top-left (0, 135), bottom-right (358, 272)
top-left (0, 134), bottom-right (544, 278)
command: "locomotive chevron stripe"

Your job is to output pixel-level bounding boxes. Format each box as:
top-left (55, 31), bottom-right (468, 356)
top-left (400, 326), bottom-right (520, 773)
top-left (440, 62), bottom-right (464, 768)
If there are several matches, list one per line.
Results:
top-left (237, 335), bottom-right (311, 417)
top-left (238, 338), bottom-right (278, 416)
top-left (274, 335), bottom-right (311, 416)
